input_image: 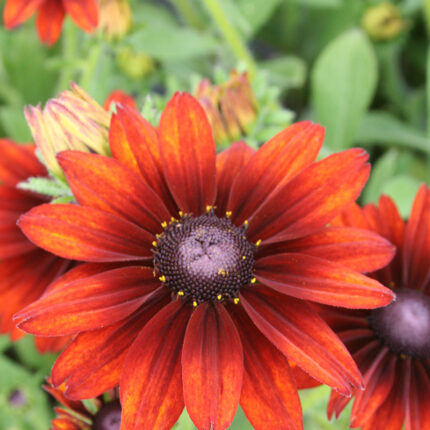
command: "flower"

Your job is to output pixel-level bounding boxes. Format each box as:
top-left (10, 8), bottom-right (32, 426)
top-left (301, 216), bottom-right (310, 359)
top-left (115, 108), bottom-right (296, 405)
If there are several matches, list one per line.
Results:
top-left (3, 0), bottom-right (98, 46)
top-left (44, 379), bottom-right (121, 430)
top-left (17, 93), bottom-right (395, 429)
top-left (104, 90), bottom-right (137, 111)
top-left (25, 83), bottom-right (111, 178)
top-left (0, 139), bottom-right (71, 353)
top-left (322, 186), bottom-right (430, 430)
top-left (98, 0), bottom-right (131, 41)
top-left (195, 71), bottom-right (258, 147)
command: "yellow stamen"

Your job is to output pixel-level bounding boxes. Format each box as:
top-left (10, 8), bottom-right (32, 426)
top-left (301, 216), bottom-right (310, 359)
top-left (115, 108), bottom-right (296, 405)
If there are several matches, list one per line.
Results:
top-left (206, 205), bottom-right (212, 212)
top-left (217, 294), bottom-right (223, 300)
top-left (193, 301), bottom-right (198, 307)
top-left (255, 239), bottom-right (262, 247)
top-left (177, 291), bottom-right (184, 296)
top-left (161, 221), bottom-right (167, 228)
top-left (159, 275), bottom-right (166, 283)
top-left (242, 255), bottom-right (246, 260)
top-left (243, 220), bottom-right (249, 228)
top-left (251, 277), bottom-right (257, 284)
top-left (152, 241), bottom-right (157, 247)
top-left (178, 211), bottom-right (183, 217)
top-left (226, 211), bottom-right (232, 218)
top-left (233, 298), bottom-right (240, 304)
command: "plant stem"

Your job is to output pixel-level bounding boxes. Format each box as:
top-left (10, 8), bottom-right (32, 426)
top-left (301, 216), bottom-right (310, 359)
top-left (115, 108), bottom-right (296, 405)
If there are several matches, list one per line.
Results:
top-left (173, 0), bottom-right (204, 30)
top-left (79, 40), bottom-right (103, 91)
top-left (56, 19), bottom-right (78, 92)
top-left (201, 0), bottom-right (257, 78)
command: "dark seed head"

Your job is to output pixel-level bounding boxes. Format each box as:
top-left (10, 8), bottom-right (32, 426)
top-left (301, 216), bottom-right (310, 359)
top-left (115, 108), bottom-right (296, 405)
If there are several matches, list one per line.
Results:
top-left (154, 212), bottom-right (255, 304)
top-left (92, 399), bottom-right (121, 430)
top-left (369, 289), bottom-right (430, 359)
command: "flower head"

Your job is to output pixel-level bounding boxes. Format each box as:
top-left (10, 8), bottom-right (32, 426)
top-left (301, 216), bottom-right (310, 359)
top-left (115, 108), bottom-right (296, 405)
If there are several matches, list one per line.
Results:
top-left (25, 83), bottom-right (111, 178)
top-left (3, 0), bottom-right (98, 45)
top-left (0, 139), bottom-right (71, 352)
top-left (323, 186), bottom-right (430, 430)
top-left (44, 379), bottom-right (121, 429)
top-left (98, 0), bottom-right (131, 41)
top-left (17, 92), bottom-right (395, 429)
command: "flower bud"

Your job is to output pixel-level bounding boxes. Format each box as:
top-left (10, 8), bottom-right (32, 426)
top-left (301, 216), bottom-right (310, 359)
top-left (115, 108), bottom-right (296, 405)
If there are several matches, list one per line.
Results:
top-left (25, 83), bottom-right (110, 178)
top-left (98, 0), bottom-right (132, 41)
top-left (194, 71), bottom-right (258, 147)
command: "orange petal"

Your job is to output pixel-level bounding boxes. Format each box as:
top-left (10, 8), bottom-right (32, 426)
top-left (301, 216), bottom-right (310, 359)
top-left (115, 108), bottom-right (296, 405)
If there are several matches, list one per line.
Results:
top-left (3, 0), bottom-right (43, 28)
top-left (246, 148), bottom-right (370, 243)
top-left (159, 92), bottom-right (216, 215)
top-left (120, 301), bottom-right (191, 430)
top-left (182, 303), bottom-right (243, 430)
top-left (18, 203), bottom-right (154, 261)
top-left (36, 0), bottom-right (65, 46)
top-left (228, 122), bottom-right (324, 225)
top-left (255, 252), bottom-right (395, 308)
top-left (63, 0), bottom-right (98, 32)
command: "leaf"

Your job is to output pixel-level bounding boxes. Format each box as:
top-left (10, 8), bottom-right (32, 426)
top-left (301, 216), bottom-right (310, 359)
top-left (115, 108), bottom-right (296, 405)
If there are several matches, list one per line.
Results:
top-left (260, 56), bottom-right (307, 89)
top-left (311, 28), bottom-right (378, 150)
top-left (356, 111), bottom-right (430, 154)
top-left (17, 177), bottom-right (73, 198)
top-left (363, 149), bottom-right (399, 204)
top-left (292, 0), bottom-right (341, 6)
top-left (126, 26), bottom-right (218, 62)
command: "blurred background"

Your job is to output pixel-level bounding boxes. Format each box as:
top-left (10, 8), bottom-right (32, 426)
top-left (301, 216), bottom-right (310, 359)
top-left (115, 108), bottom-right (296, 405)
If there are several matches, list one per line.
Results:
top-left (0, 0), bottom-right (428, 428)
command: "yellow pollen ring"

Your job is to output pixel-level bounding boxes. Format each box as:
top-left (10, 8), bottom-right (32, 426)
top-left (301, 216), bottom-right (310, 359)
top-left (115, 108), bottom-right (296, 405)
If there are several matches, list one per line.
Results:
top-left (242, 256), bottom-right (246, 260)
top-left (233, 298), bottom-right (240, 305)
top-left (159, 275), bottom-right (166, 283)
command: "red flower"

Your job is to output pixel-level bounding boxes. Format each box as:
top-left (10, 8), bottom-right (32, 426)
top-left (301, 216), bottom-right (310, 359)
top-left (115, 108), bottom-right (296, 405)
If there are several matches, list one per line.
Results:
top-left (104, 90), bottom-right (137, 111)
top-left (3, 0), bottom-right (98, 46)
top-left (17, 93), bottom-right (395, 429)
top-left (323, 186), bottom-right (430, 430)
top-left (0, 139), bottom-right (71, 352)
top-left (44, 379), bottom-right (121, 430)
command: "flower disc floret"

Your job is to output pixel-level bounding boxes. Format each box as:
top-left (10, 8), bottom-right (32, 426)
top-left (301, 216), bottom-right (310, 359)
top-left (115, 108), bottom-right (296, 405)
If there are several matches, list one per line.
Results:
top-left (153, 211), bottom-right (255, 305)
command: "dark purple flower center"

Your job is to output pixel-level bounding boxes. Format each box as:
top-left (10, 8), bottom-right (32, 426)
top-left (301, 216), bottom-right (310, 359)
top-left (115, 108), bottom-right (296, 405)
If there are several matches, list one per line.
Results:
top-left (154, 212), bottom-right (255, 305)
top-left (92, 399), bottom-right (121, 430)
top-left (369, 289), bottom-right (430, 359)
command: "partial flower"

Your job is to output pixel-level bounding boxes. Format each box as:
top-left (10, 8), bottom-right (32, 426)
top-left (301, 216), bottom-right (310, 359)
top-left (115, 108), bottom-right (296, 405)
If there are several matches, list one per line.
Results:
top-left (0, 139), bottom-right (71, 352)
top-left (104, 90), bottom-right (137, 112)
top-left (3, 0), bottom-right (98, 46)
top-left (195, 71), bottom-right (258, 147)
top-left (323, 186), bottom-right (430, 430)
top-left (45, 379), bottom-right (121, 429)
top-left (25, 83), bottom-right (110, 178)
top-left (17, 93), bottom-right (395, 429)
top-left (98, 0), bottom-right (131, 41)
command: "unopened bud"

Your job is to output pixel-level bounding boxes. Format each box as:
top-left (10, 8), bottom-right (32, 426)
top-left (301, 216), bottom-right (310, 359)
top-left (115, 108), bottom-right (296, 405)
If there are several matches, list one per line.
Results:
top-left (98, 0), bottom-right (132, 41)
top-left (116, 47), bottom-right (156, 80)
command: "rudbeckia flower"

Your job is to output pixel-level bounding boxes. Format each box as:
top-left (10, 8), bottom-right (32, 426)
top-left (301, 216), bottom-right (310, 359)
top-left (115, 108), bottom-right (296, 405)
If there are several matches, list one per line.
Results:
top-left (3, 0), bottom-right (98, 46)
top-left (0, 139), bottom-right (71, 352)
top-left (44, 379), bottom-right (121, 429)
top-left (323, 186), bottom-right (430, 430)
top-left (17, 93), bottom-right (395, 429)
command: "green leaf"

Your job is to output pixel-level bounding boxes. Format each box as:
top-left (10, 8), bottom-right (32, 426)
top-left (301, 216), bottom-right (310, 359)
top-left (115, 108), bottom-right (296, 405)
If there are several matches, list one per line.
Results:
top-left (126, 26), bottom-right (218, 62)
top-left (363, 149), bottom-right (399, 204)
top-left (260, 56), bottom-right (307, 89)
top-left (381, 175), bottom-right (422, 218)
top-left (356, 111), bottom-right (430, 154)
top-left (17, 177), bottom-right (72, 198)
top-left (0, 107), bottom-right (32, 143)
top-left (291, 0), bottom-right (341, 7)
top-left (311, 28), bottom-right (378, 150)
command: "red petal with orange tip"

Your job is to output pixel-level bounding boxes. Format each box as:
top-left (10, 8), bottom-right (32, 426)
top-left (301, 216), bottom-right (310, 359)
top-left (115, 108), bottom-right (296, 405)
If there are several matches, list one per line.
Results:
top-left (17, 266), bottom-right (159, 335)
top-left (229, 305), bottom-right (303, 430)
top-left (289, 361), bottom-right (321, 389)
top-left (228, 122), bottom-right (324, 225)
top-left (110, 106), bottom-right (177, 214)
top-left (3, 0), bottom-right (43, 28)
top-left (215, 141), bottom-right (254, 216)
top-left (327, 389), bottom-right (352, 420)
top-left (246, 148), bottom-right (370, 243)
top-left (255, 252), bottom-right (395, 308)
top-left (36, 0), bottom-right (65, 46)
top-left (120, 301), bottom-right (191, 430)
top-left (159, 92), bottom-right (216, 215)
top-left (63, 0), bottom-right (98, 32)
top-left (58, 151), bottom-right (170, 233)
top-left (182, 302), bottom-right (243, 430)
top-left (51, 287), bottom-right (169, 399)
top-left (258, 226), bottom-right (395, 273)
top-left (0, 140), bottom-right (46, 185)
top-left (240, 287), bottom-right (362, 396)
top-left (18, 203), bottom-right (154, 262)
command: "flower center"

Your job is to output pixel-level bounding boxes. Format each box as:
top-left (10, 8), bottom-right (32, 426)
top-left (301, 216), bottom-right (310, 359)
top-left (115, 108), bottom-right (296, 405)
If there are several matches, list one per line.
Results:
top-left (153, 212), bottom-right (255, 305)
top-left (92, 399), bottom-right (121, 430)
top-left (369, 289), bottom-right (430, 359)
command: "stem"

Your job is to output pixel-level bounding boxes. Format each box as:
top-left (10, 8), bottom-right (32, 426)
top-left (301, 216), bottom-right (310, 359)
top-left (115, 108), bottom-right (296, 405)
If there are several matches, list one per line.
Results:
top-left (79, 40), bottom-right (103, 91)
top-left (56, 19), bottom-right (78, 92)
top-left (201, 0), bottom-right (257, 78)
top-left (173, 0), bottom-right (204, 30)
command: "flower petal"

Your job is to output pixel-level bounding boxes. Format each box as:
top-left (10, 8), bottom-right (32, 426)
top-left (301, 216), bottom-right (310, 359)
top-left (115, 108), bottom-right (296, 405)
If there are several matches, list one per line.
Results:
top-left (215, 141), bottom-right (254, 217)
top-left (240, 287), bottom-right (362, 396)
top-left (229, 305), bottom-right (303, 430)
top-left (36, 0), bottom-right (65, 45)
top-left (17, 265), bottom-right (159, 335)
top-left (246, 148), bottom-right (370, 243)
top-left (228, 122), bottom-right (324, 225)
top-left (34, 335), bottom-right (70, 354)
top-left (120, 300), bottom-right (191, 430)
top-left (63, 0), bottom-right (98, 32)
top-left (51, 287), bottom-right (169, 399)
top-left (182, 302), bottom-right (243, 430)
top-left (255, 252), bottom-right (394, 308)
top-left (110, 106), bottom-right (177, 214)
top-left (3, 0), bottom-right (43, 28)
top-left (58, 151), bottom-right (170, 232)
top-left (18, 204), bottom-right (154, 262)
top-left (259, 226), bottom-right (395, 273)
top-left (159, 92), bottom-right (216, 215)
